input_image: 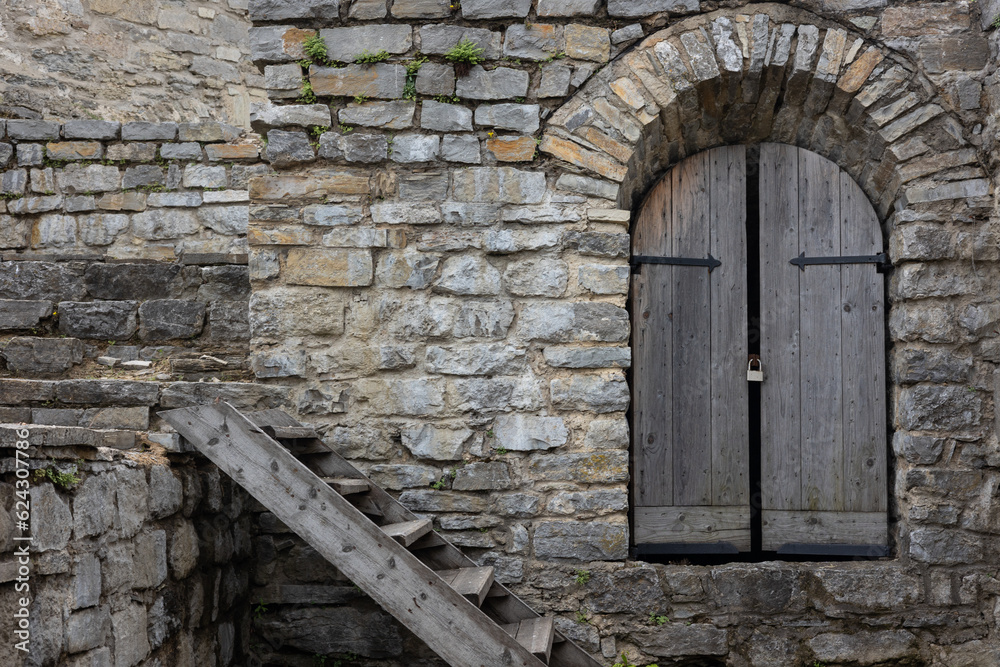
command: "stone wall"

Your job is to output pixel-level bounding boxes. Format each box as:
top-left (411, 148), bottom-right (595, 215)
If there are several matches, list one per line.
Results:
top-left (1, 0), bottom-right (999, 666)
top-left (0, 0), bottom-right (263, 127)
top-left (241, 0), bottom-right (1000, 665)
top-left (0, 423), bottom-right (255, 667)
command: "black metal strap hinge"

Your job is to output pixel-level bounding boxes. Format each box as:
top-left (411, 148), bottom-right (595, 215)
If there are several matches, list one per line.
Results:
top-left (631, 253), bottom-right (722, 273)
top-left (789, 251), bottom-right (891, 272)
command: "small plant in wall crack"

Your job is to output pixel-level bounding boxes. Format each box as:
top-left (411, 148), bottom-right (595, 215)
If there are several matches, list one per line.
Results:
top-left (34, 463), bottom-right (80, 490)
top-left (303, 33), bottom-right (329, 63)
top-left (252, 598), bottom-right (268, 620)
top-left (574, 608), bottom-right (589, 624)
top-left (648, 613), bottom-right (668, 626)
top-left (444, 37), bottom-right (484, 76)
top-left (612, 653), bottom-right (658, 667)
top-left (573, 568), bottom-right (591, 585)
top-left (355, 49), bottom-right (391, 64)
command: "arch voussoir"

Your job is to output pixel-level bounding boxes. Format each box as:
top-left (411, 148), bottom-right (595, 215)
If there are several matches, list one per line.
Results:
top-left (539, 3), bottom-right (991, 223)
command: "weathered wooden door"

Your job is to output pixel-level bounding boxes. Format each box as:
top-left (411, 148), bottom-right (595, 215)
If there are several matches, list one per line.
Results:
top-left (632, 146), bottom-right (751, 552)
top-left (632, 143), bottom-right (887, 555)
top-left (759, 143), bottom-right (887, 552)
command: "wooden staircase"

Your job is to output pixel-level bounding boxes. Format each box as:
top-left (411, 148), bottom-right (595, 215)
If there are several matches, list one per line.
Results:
top-left (160, 402), bottom-right (604, 667)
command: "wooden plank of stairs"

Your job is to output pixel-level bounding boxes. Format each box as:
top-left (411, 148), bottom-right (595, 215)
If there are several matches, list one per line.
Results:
top-left (505, 617), bottom-right (555, 664)
top-left (240, 407), bottom-right (604, 667)
top-left (320, 477), bottom-right (369, 495)
top-left (436, 566), bottom-right (495, 606)
top-left (382, 519), bottom-right (432, 547)
top-left (161, 403), bottom-right (550, 667)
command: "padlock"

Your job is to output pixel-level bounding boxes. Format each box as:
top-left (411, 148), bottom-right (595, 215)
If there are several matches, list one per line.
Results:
top-left (747, 355), bottom-right (763, 382)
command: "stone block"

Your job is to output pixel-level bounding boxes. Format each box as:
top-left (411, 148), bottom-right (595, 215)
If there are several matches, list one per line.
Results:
top-left (160, 381), bottom-right (290, 409)
top-left (565, 24), bottom-right (610, 62)
top-left (462, 0), bottom-right (531, 18)
top-left (426, 343), bottom-right (525, 375)
top-left (111, 604), bottom-right (150, 667)
top-left (421, 100), bottom-right (472, 131)
top-left (564, 231), bottom-right (629, 257)
top-left (578, 264), bottom-right (629, 295)
top-left (6, 120), bottom-right (61, 140)
top-left (198, 206), bottom-right (249, 236)
top-left (435, 255), bottom-right (500, 295)
top-left (31, 482), bottom-right (73, 552)
top-left (182, 165), bottom-right (228, 189)
top-left (611, 24), bottom-right (644, 44)
top-left (518, 302), bottom-right (629, 343)
top-left (132, 209), bottom-right (200, 240)
top-left (392, 0), bottom-right (450, 17)
top-left (533, 521), bottom-right (628, 560)
top-left (55, 379), bottom-right (158, 405)
top-left (121, 121), bottom-right (177, 141)
top-left (441, 135), bottom-right (481, 163)
top-left (399, 489), bottom-right (487, 513)
top-left (504, 24), bottom-right (562, 61)
top-left (456, 66), bottom-right (530, 100)
top-left (475, 103), bottom-right (540, 133)
top-left (551, 373), bottom-right (630, 413)
top-left (420, 25), bottom-right (501, 59)
top-left (635, 624), bottom-right (728, 657)
top-left (122, 165), bottom-right (164, 190)
top-left (391, 133), bottom-right (440, 162)
top-left (56, 164), bottom-right (122, 194)
top-left (892, 431), bottom-right (944, 465)
top-left (46, 141), bottom-right (103, 161)
top-left (58, 301), bottom-right (138, 340)
top-left (77, 212), bottom-right (128, 247)
top-left (0, 261), bottom-right (86, 301)
top-left (160, 142), bottom-right (203, 160)
top-left (453, 462), bottom-right (511, 490)
top-left (250, 103), bottom-right (333, 132)
top-left (543, 345), bottom-right (631, 368)
top-left (549, 489), bottom-right (628, 515)
top-left (311, 63), bottom-right (407, 99)
top-left (178, 121), bottom-right (240, 143)
top-left (16, 143), bottom-right (44, 167)
top-left (608, 0), bottom-right (698, 16)
top-left (63, 120), bottom-right (120, 140)
top-left (66, 605), bottom-right (111, 654)
top-left (84, 263), bottom-right (187, 300)
top-left (139, 300), bottom-right (206, 340)
top-left (2, 336), bottom-right (84, 373)
top-left (402, 424), bottom-right (473, 460)
top-left (72, 554), bottom-right (102, 609)
top-left (249, 0), bottom-right (340, 20)
top-left (354, 377), bottom-right (445, 416)
top-left (0, 299), bottom-right (52, 330)
top-left (339, 101), bottom-right (415, 129)
top-left (893, 348), bottom-right (972, 384)
top-left (320, 25), bottom-right (413, 62)
top-left (539, 64), bottom-right (572, 97)
top-left (106, 142), bottom-right (157, 162)
top-left (284, 248), bottom-right (374, 286)
top-left (367, 464), bottom-right (440, 490)
top-left (416, 62), bottom-right (455, 95)
top-left (80, 406), bottom-right (149, 430)
top-left (257, 607), bottom-right (402, 659)
top-left (206, 301), bottom-right (250, 342)
top-left (0, 143), bottom-right (11, 168)
top-left (898, 384), bottom-right (980, 432)
top-left (132, 530), bottom-right (168, 588)
top-left (493, 414), bottom-right (568, 451)
top-left (350, 0), bottom-right (387, 18)
top-left (528, 450), bottom-right (628, 483)
top-left (809, 630), bottom-right (916, 664)
top-left (538, 0), bottom-right (600, 15)
top-left (264, 130), bottom-right (315, 167)
top-left (1, 168), bottom-right (27, 195)
top-left (504, 258), bottom-right (567, 296)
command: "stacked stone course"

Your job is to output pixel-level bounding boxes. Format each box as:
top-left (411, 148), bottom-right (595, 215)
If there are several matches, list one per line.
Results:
top-left (1, 0), bottom-right (1000, 665)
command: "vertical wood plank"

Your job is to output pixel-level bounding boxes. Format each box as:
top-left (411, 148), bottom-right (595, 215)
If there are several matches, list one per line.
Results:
top-left (798, 147), bottom-right (844, 512)
top-left (632, 177), bottom-right (673, 507)
top-left (759, 142), bottom-right (802, 512)
top-left (672, 150), bottom-right (713, 506)
top-left (709, 145), bottom-right (749, 506)
top-left (840, 172), bottom-right (888, 513)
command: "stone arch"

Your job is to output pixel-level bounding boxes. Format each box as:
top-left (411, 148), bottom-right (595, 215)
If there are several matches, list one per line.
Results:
top-left (539, 2), bottom-right (992, 224)
top-left (536, 1), bottom-right (996, 553)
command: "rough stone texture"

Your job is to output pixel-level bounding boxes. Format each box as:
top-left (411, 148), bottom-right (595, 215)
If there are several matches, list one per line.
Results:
top-left (58, 301), bottom-right (139, 340)
top-left (533, 521), bottom-right (628, 560)
top-left (138, 300), bottom-right (206, 341)
top-left (2, 337), bottom-right (84, 374)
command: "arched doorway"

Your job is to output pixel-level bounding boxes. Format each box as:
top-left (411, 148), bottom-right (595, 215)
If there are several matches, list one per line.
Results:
top-left (631, 144), bottom-right (887, 557)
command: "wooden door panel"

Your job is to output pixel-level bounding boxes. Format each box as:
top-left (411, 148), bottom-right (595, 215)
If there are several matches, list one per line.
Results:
top-left (632, 145), bottom-right (749, 550)
top-left (758, 143), bottom-right (887, 551)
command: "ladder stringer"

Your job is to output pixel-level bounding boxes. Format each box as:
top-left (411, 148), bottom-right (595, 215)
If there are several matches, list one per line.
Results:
top-left (160, 402), bottom-right (547, 667)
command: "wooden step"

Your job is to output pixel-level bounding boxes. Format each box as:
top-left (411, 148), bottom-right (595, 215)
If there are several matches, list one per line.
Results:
top-left (382, 519), bottom-right (432, 547)
top-left (320, 477), bottom-right (370, 495)
top-left (279, 439), bottom-right (332, 455)
top-left (503, 617), bottom-right (554, 664)
top-left (263, 425), bottom-right (320, 440)
top-left (436, 566), bottom-right (494, 607)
